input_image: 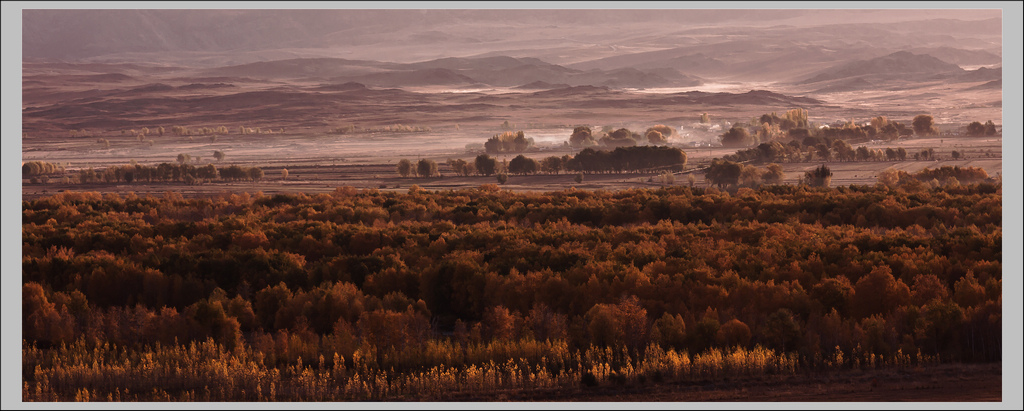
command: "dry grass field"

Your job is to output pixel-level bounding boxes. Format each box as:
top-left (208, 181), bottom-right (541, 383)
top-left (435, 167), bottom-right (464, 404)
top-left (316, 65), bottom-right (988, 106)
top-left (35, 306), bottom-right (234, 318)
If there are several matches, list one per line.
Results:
top-left (465, 363), bottom-right (1002, 402)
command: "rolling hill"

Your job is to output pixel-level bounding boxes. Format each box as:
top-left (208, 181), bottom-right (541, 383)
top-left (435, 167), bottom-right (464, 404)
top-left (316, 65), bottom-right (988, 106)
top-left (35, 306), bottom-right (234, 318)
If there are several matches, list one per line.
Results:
top-left (197, 55), bottom-right (706, 89)
top-left (798, 51), bottom-right (965, 85)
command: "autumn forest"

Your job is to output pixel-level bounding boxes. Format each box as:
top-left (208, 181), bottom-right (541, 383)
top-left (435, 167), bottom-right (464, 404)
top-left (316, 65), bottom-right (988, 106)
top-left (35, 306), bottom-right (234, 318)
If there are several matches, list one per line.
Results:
top-left (21, 175), bottom-right (1001, 401)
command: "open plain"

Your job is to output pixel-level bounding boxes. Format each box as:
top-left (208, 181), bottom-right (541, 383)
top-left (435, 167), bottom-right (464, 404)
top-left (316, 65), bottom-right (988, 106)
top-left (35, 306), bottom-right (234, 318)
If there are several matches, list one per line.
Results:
top-left (19, 58), bottom-right (1003, 199)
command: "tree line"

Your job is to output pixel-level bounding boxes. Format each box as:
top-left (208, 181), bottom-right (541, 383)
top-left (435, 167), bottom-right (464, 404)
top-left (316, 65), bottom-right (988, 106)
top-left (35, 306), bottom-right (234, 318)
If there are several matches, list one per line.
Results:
top-left (568, 125), bottom-right (676, 149)
top-left (965, 120), bottom-right (998, 137)
top-left (705, 157), bottom-right (991, 190)
top-left (722, 137), bottom-right (917, 164)
top-left (718, 111), bottom-right (951, 148)
top-left (398, 146), bottom-right (688, 180)
top-left (67, 162), bottom-right (265, 185)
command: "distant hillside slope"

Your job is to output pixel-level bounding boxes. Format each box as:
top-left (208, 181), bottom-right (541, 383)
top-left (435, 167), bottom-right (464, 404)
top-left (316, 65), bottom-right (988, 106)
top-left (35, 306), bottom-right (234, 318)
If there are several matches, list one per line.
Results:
top-left (201, 58), bottom-right (396, 79)
top-left (955, 67), bottom-right (1002, 82)
top-left (198, 55), bottom-right (704, 89)
top-left (799, 51), bottom-right (964, 84)
top-left (568, 47), bottom-right (728, 75)
top-left (404, 56), bottom-right (554, 71)
top-left (337, 68), bottom-right (479, 87)
top-left (904, 46), bottom-right (1001, 66)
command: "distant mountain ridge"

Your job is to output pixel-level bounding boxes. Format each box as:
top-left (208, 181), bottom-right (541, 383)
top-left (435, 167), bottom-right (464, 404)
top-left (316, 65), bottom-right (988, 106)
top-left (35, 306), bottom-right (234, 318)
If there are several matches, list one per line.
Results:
top-left (23, 9), bottom-right (1000, 76)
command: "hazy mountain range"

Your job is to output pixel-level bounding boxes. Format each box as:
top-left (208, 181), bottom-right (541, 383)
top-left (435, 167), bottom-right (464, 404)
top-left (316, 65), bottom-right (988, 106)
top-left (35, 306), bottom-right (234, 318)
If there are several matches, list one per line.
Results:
top-left (24, 9), bottom-right (1001, 79)
top-left (19, 8), bottom-right (1004, 133)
